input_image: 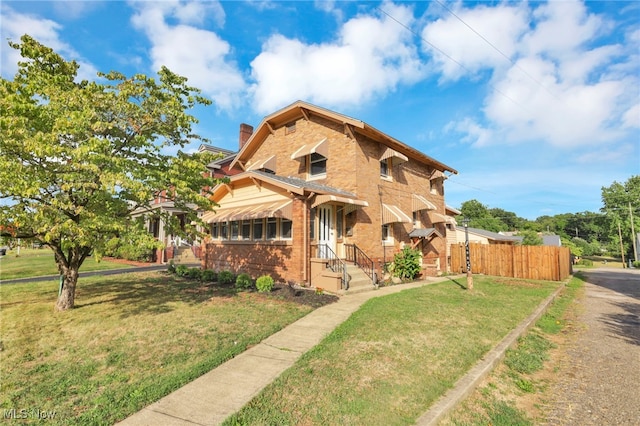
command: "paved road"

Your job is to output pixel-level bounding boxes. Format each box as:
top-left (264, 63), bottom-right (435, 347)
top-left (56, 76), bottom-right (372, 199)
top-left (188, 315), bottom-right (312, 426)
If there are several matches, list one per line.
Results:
top-left (0, 264), bottom-right (170, 285)
top-left (543, 268), bottom-right (640, 425)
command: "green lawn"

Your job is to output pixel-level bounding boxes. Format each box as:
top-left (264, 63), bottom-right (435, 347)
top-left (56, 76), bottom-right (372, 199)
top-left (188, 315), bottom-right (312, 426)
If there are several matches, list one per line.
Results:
top-left (224, 276), bottom-right (561, 425)
top-left (0, 248), bottom-right (133, 280)
top-left (0, 272), bottom-right (315, 425)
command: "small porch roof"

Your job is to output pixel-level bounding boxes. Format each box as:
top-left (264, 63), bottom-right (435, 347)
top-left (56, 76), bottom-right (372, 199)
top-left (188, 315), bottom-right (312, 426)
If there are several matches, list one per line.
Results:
top-left (408, 227), bottom-right (443, 239)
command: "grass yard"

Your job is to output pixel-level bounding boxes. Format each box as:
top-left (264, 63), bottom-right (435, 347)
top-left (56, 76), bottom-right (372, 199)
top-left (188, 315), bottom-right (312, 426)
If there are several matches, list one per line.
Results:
top-left (440, 273), bottom-right (585, 425)
top-left (0, 248), bottom-right (133, 280)
top-left (0, 271), bottom-right (319, 425)
top-left (224, 276), bottom-right (561, 425)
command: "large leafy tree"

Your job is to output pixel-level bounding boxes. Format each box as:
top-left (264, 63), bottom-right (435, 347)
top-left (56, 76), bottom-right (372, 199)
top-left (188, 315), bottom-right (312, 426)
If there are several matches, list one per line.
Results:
top-left (0, 35), bottom-right (220, 311)
top-left (601, 175), bottom-right (640, 261)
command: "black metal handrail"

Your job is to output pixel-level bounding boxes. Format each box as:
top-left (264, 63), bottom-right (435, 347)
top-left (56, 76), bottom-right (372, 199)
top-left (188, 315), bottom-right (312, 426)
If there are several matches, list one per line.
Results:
top-left (344, 244), bottom-right (375, 284)
top-left (316, 244), bottom-right (348, 290)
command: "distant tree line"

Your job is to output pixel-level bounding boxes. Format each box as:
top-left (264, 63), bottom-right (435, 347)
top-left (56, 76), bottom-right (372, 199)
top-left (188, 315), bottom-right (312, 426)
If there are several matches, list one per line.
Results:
top-left (457, 175), bottom-right (639, 260)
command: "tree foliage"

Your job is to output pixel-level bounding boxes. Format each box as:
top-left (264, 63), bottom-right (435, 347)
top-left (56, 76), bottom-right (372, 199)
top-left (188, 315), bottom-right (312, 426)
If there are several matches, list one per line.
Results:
top-left (0, 35), bottom-right (221, 310)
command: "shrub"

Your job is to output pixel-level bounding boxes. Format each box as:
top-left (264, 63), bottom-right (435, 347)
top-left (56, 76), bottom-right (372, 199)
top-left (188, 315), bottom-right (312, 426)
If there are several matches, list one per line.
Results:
top-left (256, 275), bottom-right (274, 293)
top-left (186, 267), bottom-right (201, 280)
top-left (175, 264), bottom-right (189, 277)
top-left (218, 270), bottom-right (235, 285)
top-left (392, 247), bottom-right (422, 280)
top-left (235, 273), bottom-right (253, 290)
top-left (200, 269), bottom-right (217, 282)
top-left (633, 261), bottom-right (640, 268)
top-left (167, 261), bottom-right (176, 274)
top-left (577, 258), bottom-right (593, 266)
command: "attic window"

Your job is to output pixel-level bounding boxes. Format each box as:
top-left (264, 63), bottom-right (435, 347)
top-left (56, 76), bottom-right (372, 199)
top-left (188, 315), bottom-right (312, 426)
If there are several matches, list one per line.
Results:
top-left (285, 122), bottom-right (296, 134)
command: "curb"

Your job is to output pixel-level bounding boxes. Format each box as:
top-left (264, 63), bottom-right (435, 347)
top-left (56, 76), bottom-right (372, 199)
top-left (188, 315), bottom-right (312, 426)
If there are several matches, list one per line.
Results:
top-left (415, 281), bottom-right (567, 426)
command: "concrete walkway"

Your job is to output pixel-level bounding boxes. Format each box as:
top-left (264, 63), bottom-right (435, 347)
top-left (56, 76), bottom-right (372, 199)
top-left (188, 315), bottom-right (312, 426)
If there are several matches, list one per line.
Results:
top-left (117, 278), bottom-right (450, 426)
top-left (117, 275), bottom-right (564, 426)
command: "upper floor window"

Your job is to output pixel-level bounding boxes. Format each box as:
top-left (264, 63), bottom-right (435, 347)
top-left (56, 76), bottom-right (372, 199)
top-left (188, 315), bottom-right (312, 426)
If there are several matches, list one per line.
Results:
top-left (309, 153), bottom-right (327, 177)
top-left (380, 159), bottom-right (390, 179)
top-left (285, 122), bottom-right (296, 134)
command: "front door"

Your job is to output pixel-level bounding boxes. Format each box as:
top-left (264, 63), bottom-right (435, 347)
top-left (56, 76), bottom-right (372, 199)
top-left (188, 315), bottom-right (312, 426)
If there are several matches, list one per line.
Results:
top-left (317, 205), bottom-right (335, 258)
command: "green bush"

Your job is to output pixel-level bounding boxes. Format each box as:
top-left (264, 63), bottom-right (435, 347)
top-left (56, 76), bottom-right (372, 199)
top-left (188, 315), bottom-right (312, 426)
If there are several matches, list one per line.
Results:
top-left (186, 267), bottom-right (201, 280)
top-left (218, 270), bottom-right (235, 285)
top-left (167, 261), bottom-right (176, 274)
top-left (577, 258), bottom-right (593, 266)
top-left (200, 269), bottom-right (216, 282)
top-left (256, 275), bottom-right (274, 293)
top-left (392, 247), bottom-right (422, 280)
top-left (235, 273), bottom-right (253, 290)
top-left (175, 264), bottom-right (189, 277)
top-left (633, 261), bottom-right (640, 268)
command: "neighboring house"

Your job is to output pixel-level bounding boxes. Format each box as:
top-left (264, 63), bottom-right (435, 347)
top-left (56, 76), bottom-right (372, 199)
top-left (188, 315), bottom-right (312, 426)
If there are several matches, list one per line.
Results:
top-left (541, 234), bottom-right (562, 247)
top-left (136, 144), bottom-right (237, 263)
top-left (452, 227), bottom-right (523, 245)
top-left (201, 101), bottom-right (457, 291)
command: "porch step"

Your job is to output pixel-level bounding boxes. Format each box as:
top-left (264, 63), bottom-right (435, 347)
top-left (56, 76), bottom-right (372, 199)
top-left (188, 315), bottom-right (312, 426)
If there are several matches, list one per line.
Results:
top-left (341, 264), bottom-right (376, 295)
top-left (172, 247), bottom-right (198, 265)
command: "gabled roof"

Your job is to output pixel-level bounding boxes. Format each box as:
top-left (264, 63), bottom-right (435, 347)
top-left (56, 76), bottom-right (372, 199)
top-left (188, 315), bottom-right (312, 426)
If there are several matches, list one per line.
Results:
top-left (230, 100), bottom-right (457, 174)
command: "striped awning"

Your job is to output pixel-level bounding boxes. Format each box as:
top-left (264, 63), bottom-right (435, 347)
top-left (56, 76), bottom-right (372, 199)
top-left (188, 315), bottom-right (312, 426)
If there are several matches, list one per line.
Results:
top-left (429, 211), bottom-right (457, 226)
top-left (380, 147), bottom-right (408, 166)
top-left (412, 194), bottom-right (437, 211)
top-left (202, 200), bottom-right (293, 223)
top-left (291, 138), bottom-right (328, 160)
top-left (246, 155), bottom-right (276, 172)
top-left (430, 170), bottom-right (445, 180)
top-left (382, 204), bottom-right (412, 224)
top-left (312, 194), bottom-right (368, 214)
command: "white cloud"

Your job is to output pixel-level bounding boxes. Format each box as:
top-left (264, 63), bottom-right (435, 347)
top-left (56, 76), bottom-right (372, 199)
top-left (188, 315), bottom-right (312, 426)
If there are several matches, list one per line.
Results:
top-left (130, 1), bottom-right (245, 110)
top-left (0, 5), bottom-right (97, 81)
top-left (249, 2), bottom-right (424, 113)
top-left (423, 1), bottom-right (639, 149)
top-left (421, 3), bottom-right (529, 81)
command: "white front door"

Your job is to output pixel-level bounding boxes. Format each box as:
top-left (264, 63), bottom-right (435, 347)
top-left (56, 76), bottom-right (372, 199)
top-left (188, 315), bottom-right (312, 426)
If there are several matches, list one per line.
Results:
top-left (317, 205), bottom-right (334, 258)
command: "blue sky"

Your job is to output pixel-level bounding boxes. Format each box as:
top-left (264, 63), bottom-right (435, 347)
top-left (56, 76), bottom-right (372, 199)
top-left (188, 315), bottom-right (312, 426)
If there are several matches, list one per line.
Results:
top-left (1, 1), bottom-right (638, 220)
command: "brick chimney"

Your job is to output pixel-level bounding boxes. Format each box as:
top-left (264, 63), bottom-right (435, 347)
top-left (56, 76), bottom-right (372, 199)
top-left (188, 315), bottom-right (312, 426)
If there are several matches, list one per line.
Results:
top-left (239, 123), bottom-right (254, 150)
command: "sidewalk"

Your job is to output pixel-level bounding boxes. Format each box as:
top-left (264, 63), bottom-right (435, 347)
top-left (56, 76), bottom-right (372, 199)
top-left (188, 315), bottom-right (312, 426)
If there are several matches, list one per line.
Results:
top-left (117, 276), bottom-right (563, 426)
top-left (0, 264), bottom-right (171, 285)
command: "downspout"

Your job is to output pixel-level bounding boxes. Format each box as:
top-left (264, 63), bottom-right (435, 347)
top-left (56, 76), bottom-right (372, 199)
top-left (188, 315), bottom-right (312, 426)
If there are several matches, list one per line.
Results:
top-left (303, 192), bottom-right (316, 283)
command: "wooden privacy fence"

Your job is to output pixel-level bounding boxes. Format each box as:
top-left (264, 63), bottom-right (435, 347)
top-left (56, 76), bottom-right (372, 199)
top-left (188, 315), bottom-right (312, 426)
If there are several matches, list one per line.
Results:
top-left (450, 243), bottom-right (572, 281)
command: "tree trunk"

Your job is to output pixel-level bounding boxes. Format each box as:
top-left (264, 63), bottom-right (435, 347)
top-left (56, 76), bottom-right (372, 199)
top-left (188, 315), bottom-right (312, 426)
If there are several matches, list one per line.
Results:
top-left (52, 245), bottom-right (89, 312)
top-left (55, 267), bottom-right (79, 311)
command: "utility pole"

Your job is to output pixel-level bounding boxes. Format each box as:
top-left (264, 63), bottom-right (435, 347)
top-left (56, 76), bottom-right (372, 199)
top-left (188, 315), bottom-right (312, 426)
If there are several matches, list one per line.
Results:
top-left (462, 217), bottom-right (473, 290)
top-left (630, 202), bottom-right (637, 263)
top-left (618, 221), bottom-right (626, 268)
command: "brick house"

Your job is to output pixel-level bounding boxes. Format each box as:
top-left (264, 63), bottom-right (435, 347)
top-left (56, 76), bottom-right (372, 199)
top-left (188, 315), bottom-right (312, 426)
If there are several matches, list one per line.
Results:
top-left (139, 144), bottom-right (238, 263)
top-left (201, 101), bottom-right (457, 291)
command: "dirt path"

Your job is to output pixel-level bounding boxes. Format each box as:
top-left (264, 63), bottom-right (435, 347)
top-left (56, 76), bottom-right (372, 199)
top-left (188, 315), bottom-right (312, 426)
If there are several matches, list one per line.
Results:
top-left (542, 268), bottom-right (640, 425)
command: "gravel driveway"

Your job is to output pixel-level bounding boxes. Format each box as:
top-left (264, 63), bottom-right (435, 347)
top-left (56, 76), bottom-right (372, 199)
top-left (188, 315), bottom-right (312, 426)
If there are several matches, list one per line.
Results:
top-left (543, 268), bottom-right (640, 425)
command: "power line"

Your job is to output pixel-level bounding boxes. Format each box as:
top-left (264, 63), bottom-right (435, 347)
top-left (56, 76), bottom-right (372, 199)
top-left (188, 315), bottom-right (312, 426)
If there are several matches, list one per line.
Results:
top-left (431, 0), bottom-right (561, 101)
top-left (376, 6), bottom-right (536, 118)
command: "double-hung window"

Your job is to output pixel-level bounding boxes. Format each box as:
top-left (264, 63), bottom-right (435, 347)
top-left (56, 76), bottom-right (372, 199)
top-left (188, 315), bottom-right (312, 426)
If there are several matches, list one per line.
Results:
top-left (309, 153), bottom-right (326, 177)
